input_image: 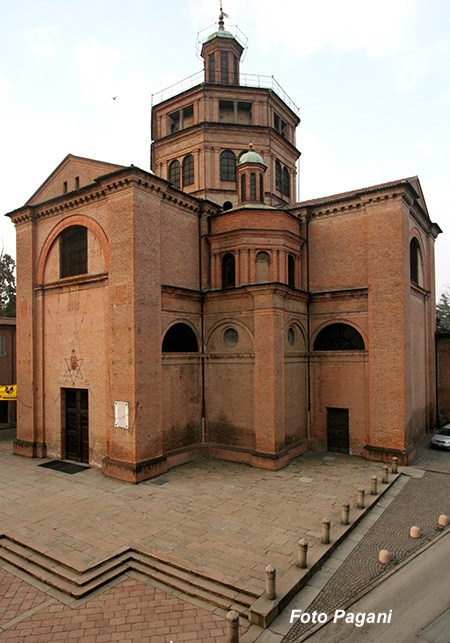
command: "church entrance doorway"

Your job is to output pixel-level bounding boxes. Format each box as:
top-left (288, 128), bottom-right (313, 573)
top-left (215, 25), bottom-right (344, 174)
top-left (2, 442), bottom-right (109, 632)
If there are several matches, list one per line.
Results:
top-left (64, 389), bottom-right (89, 463)
top-left (327, 408), bottom-right (349, 454)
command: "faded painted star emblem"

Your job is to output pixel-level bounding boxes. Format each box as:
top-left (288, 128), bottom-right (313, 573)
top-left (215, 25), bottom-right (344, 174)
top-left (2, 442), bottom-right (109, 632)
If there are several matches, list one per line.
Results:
top-left (65, 349), bottom-right (84, 385)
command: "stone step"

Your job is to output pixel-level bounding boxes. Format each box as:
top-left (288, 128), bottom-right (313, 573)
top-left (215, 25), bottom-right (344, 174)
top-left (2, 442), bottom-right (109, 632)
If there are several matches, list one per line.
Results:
top-left (0, 536), bottom-right (128, 586)
top-left (130, 560), bottom-right (249, 617)
top-left (130, 551), bottom-right (256, 614)
top-left (0, 546), bottom-right (128, 598)
top-left (0, 534), bottom-right (259, 613)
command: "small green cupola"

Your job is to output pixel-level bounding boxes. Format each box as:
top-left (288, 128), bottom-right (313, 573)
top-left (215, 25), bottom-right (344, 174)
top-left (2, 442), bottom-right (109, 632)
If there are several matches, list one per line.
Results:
top-left (237, 144), bottom-right (267, 204)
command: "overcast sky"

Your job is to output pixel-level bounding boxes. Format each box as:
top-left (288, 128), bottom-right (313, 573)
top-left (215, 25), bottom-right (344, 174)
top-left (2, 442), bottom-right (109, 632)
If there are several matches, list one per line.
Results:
top-left (1, 0), bottom-right (449, 295)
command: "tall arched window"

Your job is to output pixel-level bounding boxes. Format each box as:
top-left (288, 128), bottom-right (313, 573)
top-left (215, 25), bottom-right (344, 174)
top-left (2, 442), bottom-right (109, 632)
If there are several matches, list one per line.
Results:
top-left (255, 251), bottom-right (270, 283)
top-left (259, 174), bottom-right (264, 202)
top-left (288, 254), bottom-right (295, 288)
top-left (182, 155), bottom-right (194, 186)
top-left (168, 160), bottom-right (180, 188)
top-left (314, 323), bottom-right (365, 351)
top-left (410, 238), bottom-right (422, 285)
top-left (220, 150), bottom-right (236, 181)
top-left (60, 226), bottom-right (88, 278)
top-left (282, 166), bottom-right (290, 197)
top-left (222, 253), bottom-right (235, 288)
top-left (275, 160), bottom-right (282, 192)
top-left (162, 323), bottom-right (198, 352)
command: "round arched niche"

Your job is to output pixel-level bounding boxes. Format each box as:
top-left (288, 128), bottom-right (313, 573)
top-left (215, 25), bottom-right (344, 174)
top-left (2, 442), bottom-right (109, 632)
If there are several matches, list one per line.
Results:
top-left (313, 323), bottom-right (365, 351)
top-left (162, 322), bottom-right (199, 353)
top-left (284, 323), bottom-right (306, 352)
top-left (206, 321), bottom-right (254, 354)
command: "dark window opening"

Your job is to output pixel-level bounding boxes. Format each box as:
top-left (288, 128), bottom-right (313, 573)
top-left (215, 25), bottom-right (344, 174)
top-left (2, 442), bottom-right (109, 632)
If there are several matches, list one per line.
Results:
top-left (288, 254), bottom-right (295, 287)
top-left (282, 167), bottom-right (290, 197)
top-left (410, 238), bottom-right (421, 284)
top-left (75, 176), bottom-right (80, 189)
top-left (275, 161), bottom-right (282, 192)
top-left (162, 323), bottom-right (198, 352)
top-left (233, 55), bottom-right (238, 84)
top-left (314, 323), bottom-right (365, 351)
top-left (274, 112), bottom-right (288, 138)
top-left (182, 154), bottom-right (194, 186)
top-left (240, 174), bottom-right (246, 202)
top-left (168, 159), bottom-right (181, 188)
top-left (250, 172), bottom-right (256, 200)
top-left (208, 53), bottom-right (216, 83)
top-left (222, 253), bottom-right (235, 288)
top-left (259, 174), bottom-right (264, 202)
top-left (223, 201), bottom-right (233, 211)
top-left (63, 181), bottom-right (68, 194)
top-left (60, 226), bottom-right (88, 278)
top-left (221, 51), bottom-right (229, 84)
top-left (220, 150), bottom-right (236, 181)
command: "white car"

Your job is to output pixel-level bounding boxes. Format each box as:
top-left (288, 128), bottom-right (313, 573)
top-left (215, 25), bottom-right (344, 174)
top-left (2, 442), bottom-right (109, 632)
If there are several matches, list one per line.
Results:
top-left (430, 424), bottom-right (450, 450)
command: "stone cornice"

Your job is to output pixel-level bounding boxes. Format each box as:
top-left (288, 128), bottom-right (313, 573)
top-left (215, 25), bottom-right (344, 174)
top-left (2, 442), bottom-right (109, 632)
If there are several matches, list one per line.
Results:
top-left (7, 168), bottom-right (205, 226)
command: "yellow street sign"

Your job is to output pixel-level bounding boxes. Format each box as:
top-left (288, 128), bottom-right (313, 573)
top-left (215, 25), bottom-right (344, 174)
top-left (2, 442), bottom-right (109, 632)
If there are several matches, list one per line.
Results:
top-left (0, 385), bottom-right (16, 400)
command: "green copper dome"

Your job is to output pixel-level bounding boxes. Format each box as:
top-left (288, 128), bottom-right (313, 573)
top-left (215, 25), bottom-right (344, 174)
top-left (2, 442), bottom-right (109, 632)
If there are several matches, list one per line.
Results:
top-left (238, 145), bottom-right (265, 166)
top-left (206, 29), bottom-right (234, 41)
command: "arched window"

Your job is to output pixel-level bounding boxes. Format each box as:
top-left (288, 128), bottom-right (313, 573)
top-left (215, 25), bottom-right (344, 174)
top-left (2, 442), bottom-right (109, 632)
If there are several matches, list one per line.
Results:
top-left (223, 201), bottom-right (233, 211)
top-left (168, 160), bottom-right (180, 188)
top-left (250, 172), bottom-right (256, 200)
top-left (222, 253), bottom-right (235, 288)
top-left (182, 155), bottom-right (194, 186)
top-left (288, 254), bottom-right (295, 288)
top-left (410, 238), bottom-right (422, 285)
top-left (275, 160), bottom-right (282, 192)
top-left (240, 174), bottom-right (246, 202)
top-left (60, 226), bottom-right (87, 278)
top-left (314, 323), bottom-right (365, 351)
top-left (260, 174), bottom-right (264, 202)
top-left (255, 251), bottom-right (270, 283)
top-left (220, 150), bottom-right (236, 181)
top-left (162, 323), bottom-right (198, 352)
top-left (282, 166), bottom-right (290, 197)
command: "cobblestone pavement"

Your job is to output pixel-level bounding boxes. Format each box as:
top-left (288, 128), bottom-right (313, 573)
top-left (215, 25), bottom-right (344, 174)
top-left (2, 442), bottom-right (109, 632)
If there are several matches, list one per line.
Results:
top-left (282, 470), bottom-right (450, 642)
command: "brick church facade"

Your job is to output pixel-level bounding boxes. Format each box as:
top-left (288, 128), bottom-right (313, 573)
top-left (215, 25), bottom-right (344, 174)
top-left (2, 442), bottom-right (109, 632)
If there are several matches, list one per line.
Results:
top-left (7, 17), bottom-right (441, 482)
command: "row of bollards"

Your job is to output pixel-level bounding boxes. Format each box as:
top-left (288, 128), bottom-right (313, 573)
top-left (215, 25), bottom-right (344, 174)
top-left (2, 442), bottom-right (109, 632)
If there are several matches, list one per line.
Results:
top-left (225, 459), bottom-right (403, 641)
top-left (378, 514), bottom-right (449, 564)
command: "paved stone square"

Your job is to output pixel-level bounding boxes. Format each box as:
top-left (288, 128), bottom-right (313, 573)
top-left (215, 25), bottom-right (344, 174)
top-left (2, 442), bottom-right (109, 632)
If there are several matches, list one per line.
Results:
top-left (0, 428), bottom-right (407, 641)
top-left (0, 430), bottom-right (384, 595)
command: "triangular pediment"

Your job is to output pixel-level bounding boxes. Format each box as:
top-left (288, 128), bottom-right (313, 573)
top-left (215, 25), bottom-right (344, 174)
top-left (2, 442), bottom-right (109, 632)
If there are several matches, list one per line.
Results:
top-left (406, 176), bottom-right (429, 218)
top-left (26, 154), bottom-right (125, 206)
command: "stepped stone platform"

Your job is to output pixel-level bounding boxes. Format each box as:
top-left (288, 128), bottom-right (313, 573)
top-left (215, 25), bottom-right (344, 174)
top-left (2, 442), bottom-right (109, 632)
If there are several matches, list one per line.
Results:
top-left (0, 428), bottom-right (401, 630)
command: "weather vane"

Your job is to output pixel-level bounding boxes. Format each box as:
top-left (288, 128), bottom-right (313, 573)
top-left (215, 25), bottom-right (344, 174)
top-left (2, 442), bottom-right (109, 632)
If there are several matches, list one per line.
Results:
top-left (219, 1), bottom-right (229, 24)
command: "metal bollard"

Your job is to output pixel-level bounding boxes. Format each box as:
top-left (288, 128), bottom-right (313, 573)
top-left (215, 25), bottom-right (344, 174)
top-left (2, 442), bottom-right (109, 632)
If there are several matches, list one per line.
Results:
top-left (382, 464), bottom-right (389, 484)
top-left (392, 457), bottom-right (398, 474)
top-left (227, 610), bottom-right (239, 643)
top-left (341, 501), bottom-right (350, 525)
top-left (265, 565), bottom-right (276, 600)
top-left (357, 488), bottom-right (365, 509)
top-left (321, 518), bottom-right (331, 544)
top-left (371, 475), bottom-right (378, 495)
top-left (297, 538), bottom-right (308, 568)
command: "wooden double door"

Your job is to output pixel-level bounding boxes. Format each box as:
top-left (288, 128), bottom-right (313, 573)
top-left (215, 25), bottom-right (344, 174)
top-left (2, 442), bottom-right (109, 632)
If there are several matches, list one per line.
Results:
top-left (64, 389), bottom-right (89, 463)
top-left (327, 407), bottom-right (349, 454)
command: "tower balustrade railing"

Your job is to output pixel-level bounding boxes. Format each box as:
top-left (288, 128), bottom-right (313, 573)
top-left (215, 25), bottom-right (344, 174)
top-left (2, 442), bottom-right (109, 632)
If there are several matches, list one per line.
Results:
top-left (151, 71), bottom-right (300, 115)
